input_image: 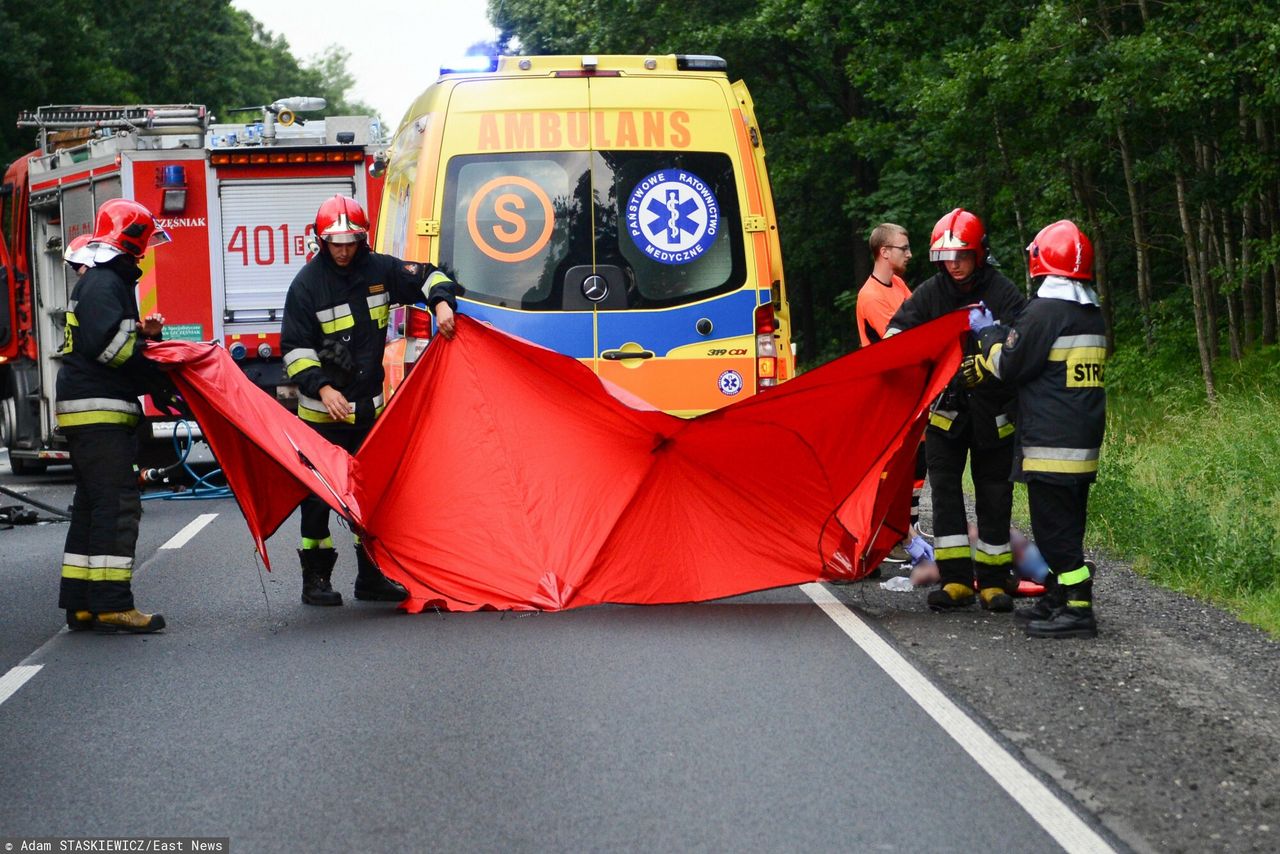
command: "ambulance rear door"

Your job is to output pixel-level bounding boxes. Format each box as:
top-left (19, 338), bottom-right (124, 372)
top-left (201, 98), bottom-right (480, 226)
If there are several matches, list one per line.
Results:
top-left (585, 74), bottom-right (757, 415)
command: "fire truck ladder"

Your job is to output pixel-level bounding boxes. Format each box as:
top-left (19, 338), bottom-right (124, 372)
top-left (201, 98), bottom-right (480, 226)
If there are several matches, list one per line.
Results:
top-left (17, 105), bottom-right (209, 153)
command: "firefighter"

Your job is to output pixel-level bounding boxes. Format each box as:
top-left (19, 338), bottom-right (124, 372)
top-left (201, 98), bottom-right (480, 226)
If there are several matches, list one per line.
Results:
top-left (963, 220), bottom-right (1106, 638)
top-left (281, 194), bottom-right (462, 606)
top-left (885, 208), bottom-right (1027, 612)
top-left (56, 199), bottom-right (171, 633)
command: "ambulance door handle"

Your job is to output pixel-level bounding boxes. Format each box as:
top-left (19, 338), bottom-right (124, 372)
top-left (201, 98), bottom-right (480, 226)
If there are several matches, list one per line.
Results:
top-left (601, 348), bottom-right (654, 361)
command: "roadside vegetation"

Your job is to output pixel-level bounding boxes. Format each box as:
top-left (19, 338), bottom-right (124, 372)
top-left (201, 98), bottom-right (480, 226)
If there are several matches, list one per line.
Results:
top-left (1091, 303), bottom-right (1280, 634)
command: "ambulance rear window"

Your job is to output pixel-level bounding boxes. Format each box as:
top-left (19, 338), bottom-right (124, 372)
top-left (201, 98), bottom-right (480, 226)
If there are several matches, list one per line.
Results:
top-left (440, 151), bottom-right (744, 311)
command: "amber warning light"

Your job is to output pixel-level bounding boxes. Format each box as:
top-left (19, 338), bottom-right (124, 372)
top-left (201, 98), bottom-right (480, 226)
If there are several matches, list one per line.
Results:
top-left (210, 149), bottom-right (364, 166)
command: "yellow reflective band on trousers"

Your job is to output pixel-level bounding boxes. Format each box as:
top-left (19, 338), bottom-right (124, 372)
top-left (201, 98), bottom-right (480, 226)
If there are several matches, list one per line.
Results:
top-left (995, 413), bottom-right (1014, 439)
top-left (933, 534), bottom-right (970, 562)
top-left (1021, 446), bottom-right (1100, 474)
top-left (301, 536), bottom-right (335, 550)
top-left (1059, 564), bottom-right (1092, 586)
top-left (56, 410), bottom-right (141, 428)
top-left (972, 538), bottom-right (1012, 567)
top-left (60, 565), bottom-right (133, 582)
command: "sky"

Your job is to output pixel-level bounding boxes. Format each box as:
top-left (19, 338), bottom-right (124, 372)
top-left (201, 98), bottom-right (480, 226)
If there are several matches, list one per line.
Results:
top-left (231, 0), bottom-right (500, 132)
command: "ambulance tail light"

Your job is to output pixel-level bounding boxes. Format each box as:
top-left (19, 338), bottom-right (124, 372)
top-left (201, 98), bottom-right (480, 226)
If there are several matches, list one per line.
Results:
top-left (755, 303), bottom-right (778, 390)
top-left (403, 304), bottom-right (433, 370)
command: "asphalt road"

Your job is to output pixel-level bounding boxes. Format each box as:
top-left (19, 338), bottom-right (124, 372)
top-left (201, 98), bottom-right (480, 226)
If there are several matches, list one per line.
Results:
top-left (0, 458), bottom-right (1121, 853)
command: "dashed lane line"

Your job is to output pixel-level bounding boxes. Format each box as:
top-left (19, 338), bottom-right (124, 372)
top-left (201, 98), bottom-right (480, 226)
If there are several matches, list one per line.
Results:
top-left (0, 510), bottom-right (217, 709)
top-left (160, 513), bottom-right (219, 550)
top-left (801, 582), bottom-right (1116, 854)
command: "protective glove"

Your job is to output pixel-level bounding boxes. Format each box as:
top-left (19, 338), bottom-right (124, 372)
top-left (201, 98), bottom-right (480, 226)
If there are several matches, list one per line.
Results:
top-left (961, 347), bottom-right (1000, 388)
top-left (317, 338), bottom-right (357, 388)
top-left (968, 302), bottom-right (995, 333)
top-left (905, 534), bottom-right (934, 565)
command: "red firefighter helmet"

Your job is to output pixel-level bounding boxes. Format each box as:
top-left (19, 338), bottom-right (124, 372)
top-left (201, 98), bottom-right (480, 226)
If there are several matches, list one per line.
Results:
top-left (89, 199), bottom-right (170, 258)
top-left (1026, 219), bottom-right (1094, 280)
top-left (315, 195), bottom-right (369, 244)
top-left (929, 208), bottom-right (987, 267)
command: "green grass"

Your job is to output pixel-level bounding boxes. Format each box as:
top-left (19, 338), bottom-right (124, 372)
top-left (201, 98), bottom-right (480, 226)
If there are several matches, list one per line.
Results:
top-left (1087, 345), bottom-right (1280, 635)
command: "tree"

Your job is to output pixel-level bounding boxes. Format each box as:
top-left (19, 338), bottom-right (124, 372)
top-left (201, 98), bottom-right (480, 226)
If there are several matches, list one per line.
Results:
top-left (0, 1), bottom-right (373, 163)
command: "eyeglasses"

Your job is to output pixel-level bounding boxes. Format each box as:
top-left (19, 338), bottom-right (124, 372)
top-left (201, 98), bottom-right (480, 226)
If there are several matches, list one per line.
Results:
top-left (886, 245), bottom-right (912, 253)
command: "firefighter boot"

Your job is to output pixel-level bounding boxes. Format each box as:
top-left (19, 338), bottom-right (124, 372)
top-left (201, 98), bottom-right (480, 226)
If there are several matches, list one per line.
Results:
top-left (300, 547), bottom-right (343, 607)
top-left (93, 609), bottom-right (166, 633)
top-left (353, 546), bottom-right (407, 602)
top-left (1027, 577), bottom-right (1096, 639)
top-left (66, 610), bottom-right (93, 632)
top-left (927, 582), bottom-right (976, 611)
top-left (1014, 572), bottom-right (1066, 623)
top-left (977, 564), bottom-right (1018, 613)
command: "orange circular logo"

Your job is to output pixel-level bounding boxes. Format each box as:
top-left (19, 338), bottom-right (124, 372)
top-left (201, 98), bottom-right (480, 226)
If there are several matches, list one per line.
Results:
top-left (466, 175), bottom-right (554, 263)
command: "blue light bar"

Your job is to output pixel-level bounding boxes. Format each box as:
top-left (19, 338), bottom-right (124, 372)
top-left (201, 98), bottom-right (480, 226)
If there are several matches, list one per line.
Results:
top-left (440, 56), bottom-right (500, 75)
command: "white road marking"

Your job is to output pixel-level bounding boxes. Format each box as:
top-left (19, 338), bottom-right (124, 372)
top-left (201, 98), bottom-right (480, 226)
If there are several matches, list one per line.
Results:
top-left (160, 513), bottom-right (219, 549)
top-left (0, 665), bottom-right (43, 707)
top-left (801, 582), bottom-right (1116, 854)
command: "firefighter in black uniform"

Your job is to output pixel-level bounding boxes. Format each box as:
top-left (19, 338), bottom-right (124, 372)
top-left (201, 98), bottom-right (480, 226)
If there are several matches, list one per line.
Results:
top-left (56, 199), bottom-right (171, 633)
top-left (963, 220), bottom-right (1106, 638)
top-left (885, 208), bottom-right (1027, 612)
top-left (281, 195), bottom-right (462, 606)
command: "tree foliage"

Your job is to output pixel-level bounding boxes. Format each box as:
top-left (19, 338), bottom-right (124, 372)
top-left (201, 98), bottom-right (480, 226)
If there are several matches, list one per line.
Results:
top-left (0, 0), bottom-right (374, 164)
top-left (490, 0), bottom-right (1280, 387)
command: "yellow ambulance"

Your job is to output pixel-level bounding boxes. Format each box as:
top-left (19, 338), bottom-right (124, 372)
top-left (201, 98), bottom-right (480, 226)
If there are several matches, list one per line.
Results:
top-left (377, 54), bottom-right (794, 415)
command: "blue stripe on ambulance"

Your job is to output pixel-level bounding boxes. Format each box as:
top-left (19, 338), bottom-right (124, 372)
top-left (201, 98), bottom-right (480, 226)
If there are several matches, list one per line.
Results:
top-left (596, 289), bottom-right (760, 354)
top-left (458, 301), bottom-right (596, 358)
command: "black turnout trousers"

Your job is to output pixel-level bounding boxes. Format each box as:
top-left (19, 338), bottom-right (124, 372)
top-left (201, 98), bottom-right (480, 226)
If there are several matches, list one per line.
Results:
top-left (58, 427), bottom-right (141, 614)
top-left (926, 424), bottom-right (1015, 590)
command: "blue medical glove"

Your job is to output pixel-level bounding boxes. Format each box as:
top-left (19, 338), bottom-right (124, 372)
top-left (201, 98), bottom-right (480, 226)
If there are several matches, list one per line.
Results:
top-left (968, 302), bottom-right (995, 333)
top-left (906, 534), bottom-right (934, 565)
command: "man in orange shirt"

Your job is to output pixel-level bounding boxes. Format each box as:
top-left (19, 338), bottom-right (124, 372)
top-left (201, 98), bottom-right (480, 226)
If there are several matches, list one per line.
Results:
top-left (855, 223), bottom-right (931, 568)
top-left (856, 223), bottom-right (913, 346)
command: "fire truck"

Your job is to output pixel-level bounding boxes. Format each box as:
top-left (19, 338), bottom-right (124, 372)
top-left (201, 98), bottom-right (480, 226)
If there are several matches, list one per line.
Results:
top-left (0, 101), bottom-right (385, 474)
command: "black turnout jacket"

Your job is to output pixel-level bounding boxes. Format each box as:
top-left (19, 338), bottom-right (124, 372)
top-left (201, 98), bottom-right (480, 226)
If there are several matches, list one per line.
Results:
top-left (281, 246), bottom-right (461, 426)
top-left (55, 255), bottom-right (166, 432)
top-left (977, 288), bottom-right (1106, 483)
top-left (887, 266), bottom-right (1027, 448)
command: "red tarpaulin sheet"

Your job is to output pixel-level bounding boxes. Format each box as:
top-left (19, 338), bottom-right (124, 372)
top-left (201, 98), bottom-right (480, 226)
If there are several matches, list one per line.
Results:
top-left (148, 311), bottom-right (965, 612)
